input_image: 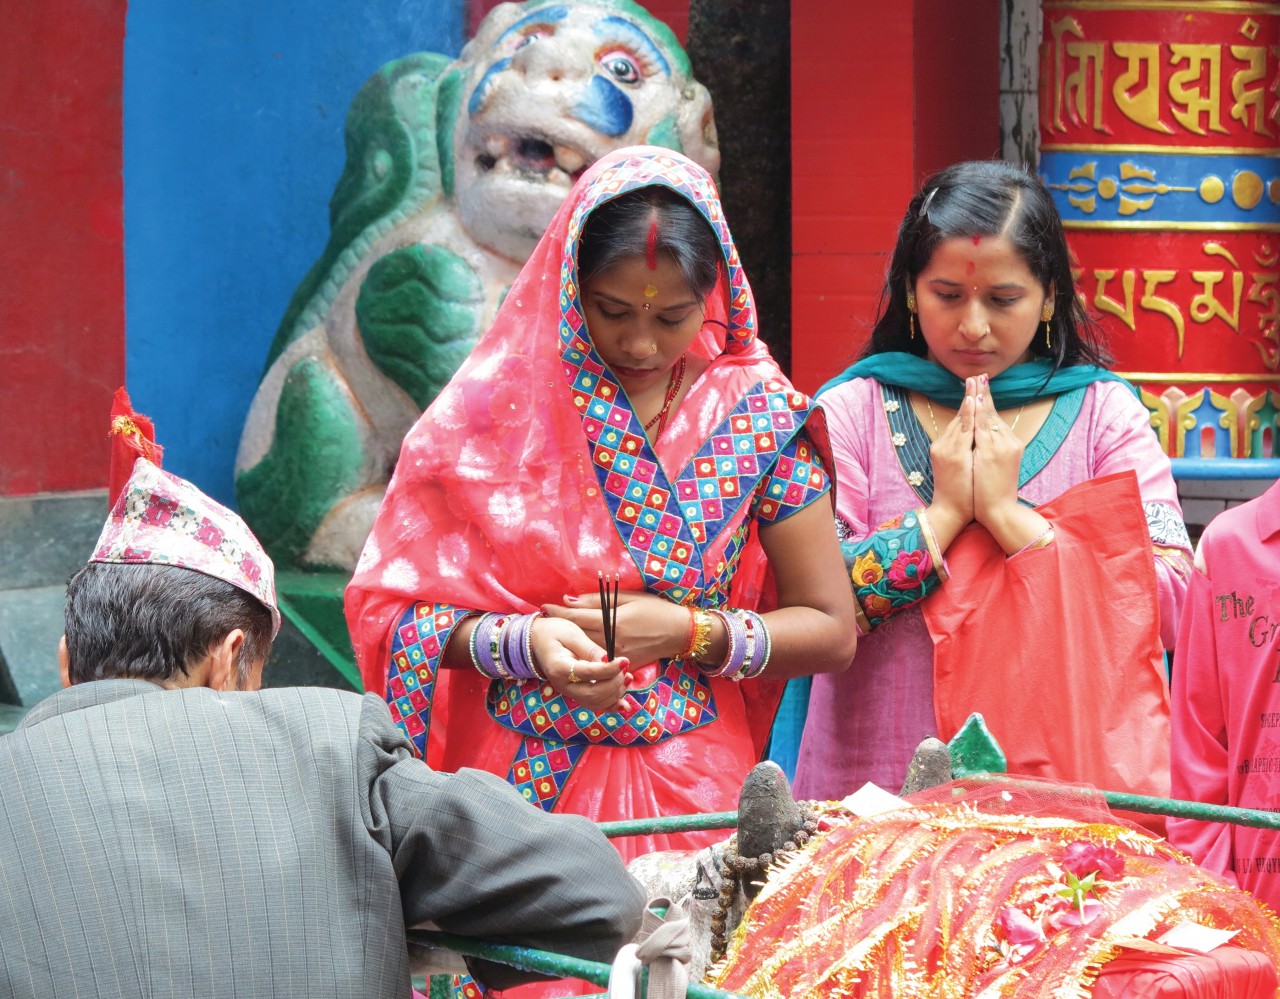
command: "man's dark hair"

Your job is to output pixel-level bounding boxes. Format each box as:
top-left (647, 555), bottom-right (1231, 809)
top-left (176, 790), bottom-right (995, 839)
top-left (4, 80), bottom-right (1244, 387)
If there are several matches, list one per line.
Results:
top-left (63, 562), bottom-right (274, 686)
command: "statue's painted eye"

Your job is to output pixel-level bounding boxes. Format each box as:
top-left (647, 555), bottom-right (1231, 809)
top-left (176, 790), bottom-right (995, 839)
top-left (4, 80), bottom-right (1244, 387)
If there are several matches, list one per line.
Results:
top-left (515, 29), bottom-right (547, 49)
top-left (599, 49), bottom-right (642, 85)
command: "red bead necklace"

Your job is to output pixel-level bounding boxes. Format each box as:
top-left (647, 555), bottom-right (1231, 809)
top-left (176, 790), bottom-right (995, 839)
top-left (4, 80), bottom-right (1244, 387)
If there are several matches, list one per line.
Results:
top-left (643, 355), bottom-right (688, 438)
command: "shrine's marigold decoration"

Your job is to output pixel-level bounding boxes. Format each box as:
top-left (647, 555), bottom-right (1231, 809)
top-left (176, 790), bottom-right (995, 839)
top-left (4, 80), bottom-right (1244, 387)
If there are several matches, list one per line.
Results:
top-left (709, 779), bottom-right (1280, 999)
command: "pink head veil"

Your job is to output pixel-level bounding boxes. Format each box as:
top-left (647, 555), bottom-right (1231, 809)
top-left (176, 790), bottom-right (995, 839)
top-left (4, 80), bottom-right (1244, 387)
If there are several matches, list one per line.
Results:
top-left (346, 146), bottom-right (788, 691)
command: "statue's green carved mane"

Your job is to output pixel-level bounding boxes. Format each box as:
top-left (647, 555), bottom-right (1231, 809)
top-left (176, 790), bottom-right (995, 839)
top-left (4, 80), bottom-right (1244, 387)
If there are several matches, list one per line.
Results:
top-left (261, 3), bottom-right (693, 375)
top-left (435, 68), bottom-right (464, 200)
top-left (262, 52), bottom-right (453, 372)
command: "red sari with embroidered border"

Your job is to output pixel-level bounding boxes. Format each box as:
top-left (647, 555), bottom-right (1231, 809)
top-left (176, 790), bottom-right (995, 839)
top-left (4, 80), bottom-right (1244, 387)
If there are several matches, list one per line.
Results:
top-left (345, 147), bottom-right (830, 861)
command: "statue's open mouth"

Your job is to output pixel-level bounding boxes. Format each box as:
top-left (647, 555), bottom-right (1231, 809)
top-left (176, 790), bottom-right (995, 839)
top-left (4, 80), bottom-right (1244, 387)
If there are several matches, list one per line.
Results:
top-left (474, 133), bottom-right (590, 187)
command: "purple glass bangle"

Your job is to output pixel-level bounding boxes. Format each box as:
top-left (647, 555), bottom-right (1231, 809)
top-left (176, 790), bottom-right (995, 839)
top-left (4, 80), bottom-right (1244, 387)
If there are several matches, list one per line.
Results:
top-left (502, 613), bottom-right (541, 681)
top-left (701, 608), bottom-right (746, 678)
top-left (491, 615), bottom-right (515, 680)
top-left (470, 613), bottom-right (504, 680)
top-left (754, 610), bottom-right (771, 676)
top-left (526, 613), bottom-right (547, 682)
top-left (738, 609), bottom-right (770, 680)
top-left (500, 613), bottom-right (522, 678)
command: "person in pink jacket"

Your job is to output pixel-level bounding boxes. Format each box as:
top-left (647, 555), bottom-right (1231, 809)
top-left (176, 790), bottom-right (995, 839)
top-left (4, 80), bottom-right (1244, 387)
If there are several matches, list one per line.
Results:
top-left (1170, 478), bottom-right (1280, 911)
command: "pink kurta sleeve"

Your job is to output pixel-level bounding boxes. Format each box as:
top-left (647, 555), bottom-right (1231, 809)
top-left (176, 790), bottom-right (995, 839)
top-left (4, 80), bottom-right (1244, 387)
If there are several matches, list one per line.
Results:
top-left (820, 379), bottom-right (947, 634)
top-left (1168, 569), bottom-right (1238, 884)
top-left (1088, 382), bottom-right (1192, 649)
top-left (820, 379), bottom-right (875, 538)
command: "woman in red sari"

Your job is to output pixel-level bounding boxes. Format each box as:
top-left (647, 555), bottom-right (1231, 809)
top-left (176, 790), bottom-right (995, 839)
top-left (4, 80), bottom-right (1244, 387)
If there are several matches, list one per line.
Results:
top-left (345, 147), bottom-right (856, 859)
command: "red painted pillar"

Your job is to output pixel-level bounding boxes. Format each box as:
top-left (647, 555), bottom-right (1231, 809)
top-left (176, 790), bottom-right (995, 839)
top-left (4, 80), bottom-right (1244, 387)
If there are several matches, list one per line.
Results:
top-left (791, 1), bottom-right (1002, 393)
top-left (1038, 2), bottom-right (1280, 460)
top-left (0, 0), bottom-right (126, 495)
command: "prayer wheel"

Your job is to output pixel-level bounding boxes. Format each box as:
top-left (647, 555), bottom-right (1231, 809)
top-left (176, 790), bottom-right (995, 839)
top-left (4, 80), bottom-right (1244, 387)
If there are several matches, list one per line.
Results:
top-left (1039, 0), bottom-right (1280, 459)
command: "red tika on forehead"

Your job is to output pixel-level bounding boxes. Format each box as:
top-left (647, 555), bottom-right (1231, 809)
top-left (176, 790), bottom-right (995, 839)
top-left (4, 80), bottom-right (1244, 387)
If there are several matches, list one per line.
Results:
top-left (646, 218), bottom-right (659, 270)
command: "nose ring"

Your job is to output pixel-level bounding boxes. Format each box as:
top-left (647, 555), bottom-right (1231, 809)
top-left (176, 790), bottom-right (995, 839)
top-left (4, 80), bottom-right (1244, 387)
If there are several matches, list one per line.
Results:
top-left (648, 343), bottom-right (658, 355)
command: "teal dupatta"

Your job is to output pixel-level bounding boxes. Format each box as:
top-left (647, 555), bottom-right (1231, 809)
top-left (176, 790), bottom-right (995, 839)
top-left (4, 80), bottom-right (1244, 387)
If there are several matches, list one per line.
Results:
top-left (816, 353), bottom-right (1135, 406)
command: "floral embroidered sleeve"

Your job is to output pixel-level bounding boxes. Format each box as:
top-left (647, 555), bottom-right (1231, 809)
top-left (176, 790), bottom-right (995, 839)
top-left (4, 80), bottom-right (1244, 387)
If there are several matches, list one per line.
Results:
top-left (837, 508), bottom-right (948, 634)
top-left (752, 430), bottom-right (832, 524)
top-left (1146, 500), bottom-right (1193, 576)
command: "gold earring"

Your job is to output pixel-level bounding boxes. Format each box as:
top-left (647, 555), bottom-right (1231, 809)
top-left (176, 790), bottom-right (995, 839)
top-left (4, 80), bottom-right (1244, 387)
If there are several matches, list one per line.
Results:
top-left (906, 291), bottom-right (917, 341)
top-left (1041, 301), bottom-right (1054, 350)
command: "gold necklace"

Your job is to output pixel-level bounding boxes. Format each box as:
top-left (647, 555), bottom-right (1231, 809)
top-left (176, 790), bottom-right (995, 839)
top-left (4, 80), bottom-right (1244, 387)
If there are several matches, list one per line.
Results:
top-left (922, 396), bottom-right (1026, 436)
top-left (924, 396), bottom-right (941, 437)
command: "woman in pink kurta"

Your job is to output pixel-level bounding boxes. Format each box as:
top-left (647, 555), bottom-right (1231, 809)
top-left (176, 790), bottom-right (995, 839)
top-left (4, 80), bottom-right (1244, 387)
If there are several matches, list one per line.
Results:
top-left (1170, 479), bottom-right (1280, 911)
top-left (792, 161), bottom-right (1192, 800)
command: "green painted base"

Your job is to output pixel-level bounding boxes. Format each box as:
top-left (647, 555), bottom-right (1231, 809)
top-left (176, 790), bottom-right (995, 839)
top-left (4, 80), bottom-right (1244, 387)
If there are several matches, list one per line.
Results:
top-left (948, 713), bottom-right (1008, 779)
top-left (427, 975), bottom-right (452, 999)
top-left (271, 571), bottom-right (360, 692)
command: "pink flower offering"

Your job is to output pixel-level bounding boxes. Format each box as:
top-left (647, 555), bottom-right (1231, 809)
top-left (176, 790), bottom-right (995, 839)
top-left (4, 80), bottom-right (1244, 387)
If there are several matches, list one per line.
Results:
top-left (995, 906), bottom-right (1045, 948)
top-left (1048, 898), bottom-right (1104, 931)
top-left (1062, 840), bottom-right (1125, 880)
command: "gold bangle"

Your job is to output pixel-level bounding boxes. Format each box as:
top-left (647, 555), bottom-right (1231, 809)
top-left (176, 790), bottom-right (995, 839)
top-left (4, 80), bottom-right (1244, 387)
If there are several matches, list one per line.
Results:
top-left (682, 609), bottom-right (714, 662)
top-left (1028, 526), bottom-right (1055, 550)
top-left (1014, 526), bottom-right (1055, 556)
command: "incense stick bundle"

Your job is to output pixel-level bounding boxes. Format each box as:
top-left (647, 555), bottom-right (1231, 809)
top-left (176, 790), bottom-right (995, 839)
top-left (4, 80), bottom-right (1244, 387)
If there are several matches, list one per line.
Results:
top-left (598, 571), bottom-right (620, 660)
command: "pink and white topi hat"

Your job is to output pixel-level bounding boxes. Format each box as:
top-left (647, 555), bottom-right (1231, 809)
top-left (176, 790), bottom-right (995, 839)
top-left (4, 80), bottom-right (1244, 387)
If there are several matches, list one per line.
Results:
top-left (90, 458), bottom-right (280, 635)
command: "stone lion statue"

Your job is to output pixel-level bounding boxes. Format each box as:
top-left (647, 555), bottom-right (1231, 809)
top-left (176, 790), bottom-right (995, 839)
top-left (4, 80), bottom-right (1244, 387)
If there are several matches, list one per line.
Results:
top-left (236, 0), bottom-right (719, 570)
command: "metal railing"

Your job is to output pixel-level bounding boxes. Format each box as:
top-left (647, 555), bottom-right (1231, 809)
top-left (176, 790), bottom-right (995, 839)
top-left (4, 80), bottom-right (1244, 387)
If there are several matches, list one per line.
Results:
top-left (410, 930), bottom-right (747, 999)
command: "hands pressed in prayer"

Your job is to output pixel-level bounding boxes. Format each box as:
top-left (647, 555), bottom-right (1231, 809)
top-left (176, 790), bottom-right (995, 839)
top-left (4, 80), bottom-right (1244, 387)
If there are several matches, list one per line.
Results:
top-left (924, 375), bottom-right (1052, 556)
top-left (971, 375), bottom-right (1024, 524)
top-left (925, 376), bottom-right (978, 551)
top-left (969, 375), bottom-right (1053, 554)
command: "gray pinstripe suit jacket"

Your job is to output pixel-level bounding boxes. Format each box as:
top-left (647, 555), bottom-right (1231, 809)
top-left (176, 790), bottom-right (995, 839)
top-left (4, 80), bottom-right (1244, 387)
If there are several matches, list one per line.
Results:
top-left (0, 680), bottom-right (644, 998)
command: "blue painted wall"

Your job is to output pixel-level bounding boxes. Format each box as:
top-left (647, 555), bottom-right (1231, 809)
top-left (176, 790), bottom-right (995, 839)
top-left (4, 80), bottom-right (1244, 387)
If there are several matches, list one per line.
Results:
top-left (124, 2), bottom-right (466, 506)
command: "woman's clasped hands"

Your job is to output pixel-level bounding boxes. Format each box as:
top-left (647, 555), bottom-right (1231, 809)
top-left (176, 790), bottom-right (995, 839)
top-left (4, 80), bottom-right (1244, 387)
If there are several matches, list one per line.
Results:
top-left (526, 589), bottom-right (690, 711)
top-left (527, 614), bottom-right (630, 712)
top-left (926, 374), bottom-right (1049, 555)
top-left (532, 594), bottom-right (701, 712)
top-left (542, 588), bottom-right (689, 667)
